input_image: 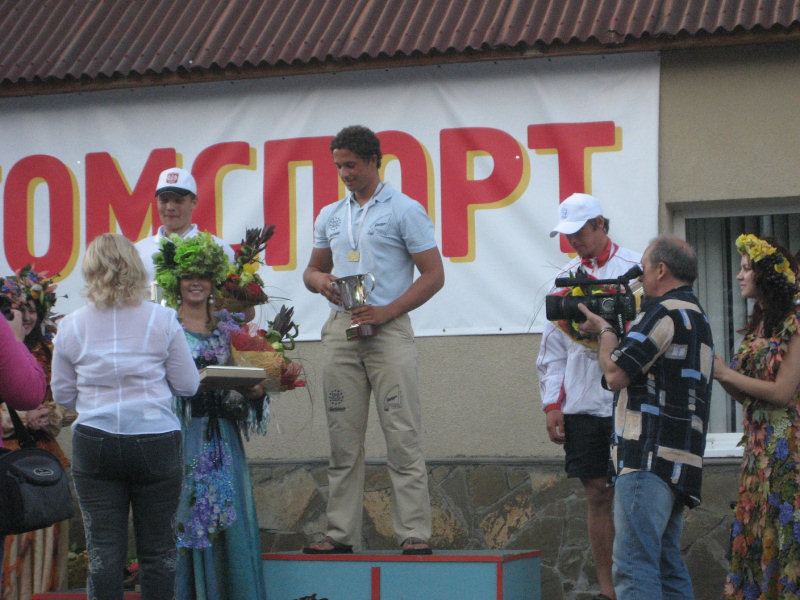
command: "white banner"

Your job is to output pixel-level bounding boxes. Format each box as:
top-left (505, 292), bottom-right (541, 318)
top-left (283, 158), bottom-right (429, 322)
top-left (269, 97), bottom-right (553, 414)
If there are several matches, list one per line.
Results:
top-left (0, 53), bottom-right (659, 339)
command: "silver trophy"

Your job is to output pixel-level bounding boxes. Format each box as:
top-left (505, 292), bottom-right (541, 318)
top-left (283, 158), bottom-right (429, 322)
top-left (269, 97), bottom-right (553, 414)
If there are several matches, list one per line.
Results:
top-left (150, 281), bottom-right (165, 305)
top-left (333, 273), bottom-right (377, 340)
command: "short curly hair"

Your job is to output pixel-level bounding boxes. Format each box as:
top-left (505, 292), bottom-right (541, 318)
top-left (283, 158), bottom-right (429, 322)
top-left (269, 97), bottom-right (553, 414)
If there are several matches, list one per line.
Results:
top-left (82, 234), bottom-right (148, 308)
top-left (330, 125), bottom-right (382, 168)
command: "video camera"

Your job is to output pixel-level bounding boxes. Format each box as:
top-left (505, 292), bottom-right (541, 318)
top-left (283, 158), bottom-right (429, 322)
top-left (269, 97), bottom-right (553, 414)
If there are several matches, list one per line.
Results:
top-left (545, 265), bottom-right (643, 334)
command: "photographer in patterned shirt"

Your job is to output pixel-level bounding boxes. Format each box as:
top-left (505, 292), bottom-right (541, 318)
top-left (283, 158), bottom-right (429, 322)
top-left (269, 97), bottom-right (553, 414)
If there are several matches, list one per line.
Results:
top-left (578, 235), bottom-right (714, 600)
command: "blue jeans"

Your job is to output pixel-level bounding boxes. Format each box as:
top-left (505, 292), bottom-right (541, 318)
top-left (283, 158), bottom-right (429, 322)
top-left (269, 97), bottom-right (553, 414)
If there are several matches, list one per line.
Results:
top-left (72, 425), bottom-right (183, 600)
top-left (613, 471), bottom-right (694, 600)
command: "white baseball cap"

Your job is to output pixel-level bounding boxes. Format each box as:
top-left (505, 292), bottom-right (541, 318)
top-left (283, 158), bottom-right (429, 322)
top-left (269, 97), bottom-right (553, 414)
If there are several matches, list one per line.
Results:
top-left (549, 193), bottom-right (603, 237)
top-left (155, 168), bottom-right (197, 196)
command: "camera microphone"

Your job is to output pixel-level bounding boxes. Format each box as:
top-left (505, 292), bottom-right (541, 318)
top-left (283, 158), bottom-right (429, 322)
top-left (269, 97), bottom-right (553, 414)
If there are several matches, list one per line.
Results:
top-left (553, 265), bottom-right (641, 288)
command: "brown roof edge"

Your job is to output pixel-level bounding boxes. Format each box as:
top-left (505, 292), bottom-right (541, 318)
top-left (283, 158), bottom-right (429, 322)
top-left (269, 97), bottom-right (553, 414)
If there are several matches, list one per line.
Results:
top-left (3, 26), bottom-right (800, 99)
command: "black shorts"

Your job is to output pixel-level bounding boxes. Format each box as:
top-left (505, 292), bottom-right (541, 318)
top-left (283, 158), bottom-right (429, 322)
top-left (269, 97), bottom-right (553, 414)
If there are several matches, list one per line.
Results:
top-left (563, 413), bottom-right (613, 480)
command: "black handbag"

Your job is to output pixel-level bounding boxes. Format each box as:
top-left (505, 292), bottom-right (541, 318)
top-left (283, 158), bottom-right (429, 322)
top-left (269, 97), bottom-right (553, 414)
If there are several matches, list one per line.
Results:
top-left (0, 404), bottom-right (74, 535)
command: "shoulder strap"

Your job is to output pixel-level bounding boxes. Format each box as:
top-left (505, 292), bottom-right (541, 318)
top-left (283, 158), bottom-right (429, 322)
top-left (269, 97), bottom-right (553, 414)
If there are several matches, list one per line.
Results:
top-left (5, 404), bottom-right (37, 448)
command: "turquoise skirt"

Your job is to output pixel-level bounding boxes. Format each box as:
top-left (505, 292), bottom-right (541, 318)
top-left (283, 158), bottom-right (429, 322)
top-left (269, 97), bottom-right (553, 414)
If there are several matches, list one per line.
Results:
top-left (175, 413), bottom-right (266, 600)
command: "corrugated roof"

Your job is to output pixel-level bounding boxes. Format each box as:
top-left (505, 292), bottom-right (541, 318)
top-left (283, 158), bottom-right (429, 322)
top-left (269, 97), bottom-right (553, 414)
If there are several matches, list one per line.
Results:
top-left (2, 0), bottom-right (800, 90)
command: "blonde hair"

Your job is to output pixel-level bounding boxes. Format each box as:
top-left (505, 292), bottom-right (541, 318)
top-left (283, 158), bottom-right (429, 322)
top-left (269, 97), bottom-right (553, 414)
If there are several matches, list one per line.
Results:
top-left (82, 233), bottom-right (148, 307)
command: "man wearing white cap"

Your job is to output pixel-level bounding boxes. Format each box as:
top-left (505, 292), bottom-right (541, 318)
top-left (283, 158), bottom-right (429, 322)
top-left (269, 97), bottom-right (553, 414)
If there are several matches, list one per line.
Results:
top-left (536, 193), bottom-right (641, 600)
top-left (135, 167), bottom-right (234, 282)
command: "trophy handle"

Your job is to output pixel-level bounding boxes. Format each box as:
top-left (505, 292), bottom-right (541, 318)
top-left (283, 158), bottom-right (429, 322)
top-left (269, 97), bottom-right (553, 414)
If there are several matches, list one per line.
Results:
top-left (363, 272), bottom-right (376, 295)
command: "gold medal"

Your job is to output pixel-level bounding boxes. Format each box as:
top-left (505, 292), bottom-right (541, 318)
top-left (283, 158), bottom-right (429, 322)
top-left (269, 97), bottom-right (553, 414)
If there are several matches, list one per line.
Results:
top-left (348, 250), bottom-right (360, 262)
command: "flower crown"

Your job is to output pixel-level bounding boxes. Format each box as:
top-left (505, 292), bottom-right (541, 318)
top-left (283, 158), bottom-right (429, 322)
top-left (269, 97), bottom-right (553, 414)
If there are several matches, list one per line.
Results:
top-left (735, 234), bottom-right (796, 285)
top-left (0, 265), bottom-right (61, 339)
top-left (153, 232), bottom-right (229, 308)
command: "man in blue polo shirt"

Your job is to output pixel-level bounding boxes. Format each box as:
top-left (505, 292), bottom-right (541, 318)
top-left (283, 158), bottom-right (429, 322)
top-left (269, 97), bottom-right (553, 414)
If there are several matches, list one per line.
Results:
top-left (302, 125), bottom-right (444, 556)
top-left (578, 236), bottom-right (714, 600)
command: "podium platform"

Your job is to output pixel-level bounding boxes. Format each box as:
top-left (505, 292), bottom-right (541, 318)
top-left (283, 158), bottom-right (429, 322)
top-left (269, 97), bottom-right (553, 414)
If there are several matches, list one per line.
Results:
top-left (32, 549), bottom-right (541, 600)
top-left (262, 549), bottom-right (541, 600)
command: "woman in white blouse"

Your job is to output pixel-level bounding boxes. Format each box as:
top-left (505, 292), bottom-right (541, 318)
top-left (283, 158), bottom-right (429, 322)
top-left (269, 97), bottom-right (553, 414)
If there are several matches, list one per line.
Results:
top-left (51, 233), bottom-right (199, 600)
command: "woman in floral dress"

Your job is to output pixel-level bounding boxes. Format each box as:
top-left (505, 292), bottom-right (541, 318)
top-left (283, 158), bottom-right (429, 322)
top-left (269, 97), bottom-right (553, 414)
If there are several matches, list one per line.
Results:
top-left (714, 234), bottom-right (800, 599)
top-left (154, 232), bottom-right (268, 600)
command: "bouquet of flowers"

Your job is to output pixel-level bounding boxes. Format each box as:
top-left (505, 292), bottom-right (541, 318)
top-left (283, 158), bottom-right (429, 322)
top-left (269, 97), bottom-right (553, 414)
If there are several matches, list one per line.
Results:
top-left (229, 305), bottom-right (306, 392)
top-left (220, 225), bottom-right (275, 311)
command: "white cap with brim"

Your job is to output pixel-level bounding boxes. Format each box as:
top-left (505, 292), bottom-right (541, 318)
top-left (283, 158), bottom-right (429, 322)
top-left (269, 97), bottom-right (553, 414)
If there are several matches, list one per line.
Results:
top-left (155, 167), bottom-right (197, 196)
top-left (549, 193), bottom-right (603, 237)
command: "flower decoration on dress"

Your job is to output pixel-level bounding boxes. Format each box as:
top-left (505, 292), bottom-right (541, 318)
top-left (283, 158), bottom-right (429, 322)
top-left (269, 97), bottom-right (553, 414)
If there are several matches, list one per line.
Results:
top-left (229, 305), bottom-right (305, 391)
top-left (185, 312), bottom-right (240, 369)
top-left (736, 233), bottom-right (796, 285)
top-left (177, 435), bottom-right (237, 550)
top-left (220, 225), bottom-right (275, 311)
top-left (0, 265), bottom-right (61, 339)
top-left (153, 232), bottom-right (229, 308)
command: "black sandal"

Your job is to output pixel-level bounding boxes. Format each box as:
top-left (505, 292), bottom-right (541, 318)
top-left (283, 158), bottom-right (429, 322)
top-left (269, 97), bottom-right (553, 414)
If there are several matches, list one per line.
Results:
top-left (302, 536), bottom-right (354, 554)
top-left (401, 537), bottom-right (433, 555)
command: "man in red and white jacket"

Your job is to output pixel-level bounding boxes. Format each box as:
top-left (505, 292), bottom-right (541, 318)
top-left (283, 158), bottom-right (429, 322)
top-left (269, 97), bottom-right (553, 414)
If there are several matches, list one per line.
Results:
top-left (536, 193), bottom-right (641, 600)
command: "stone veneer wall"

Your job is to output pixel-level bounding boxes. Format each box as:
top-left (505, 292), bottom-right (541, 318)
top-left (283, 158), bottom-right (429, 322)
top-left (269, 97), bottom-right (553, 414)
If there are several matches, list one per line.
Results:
top-left (252, 458), bottom-right (740, 600)
top-left (67, 458), bottom-right (739, 599)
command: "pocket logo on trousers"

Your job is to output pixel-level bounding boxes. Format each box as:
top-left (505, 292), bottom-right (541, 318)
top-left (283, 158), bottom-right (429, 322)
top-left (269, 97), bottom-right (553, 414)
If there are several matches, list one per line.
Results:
top-left (327, 389), bottom-right (346, 412)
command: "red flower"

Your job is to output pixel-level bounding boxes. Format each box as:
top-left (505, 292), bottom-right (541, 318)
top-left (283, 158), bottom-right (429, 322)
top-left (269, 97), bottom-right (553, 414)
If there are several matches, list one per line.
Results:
top-left (280, 360), bottom-right (306, 390)
top-left (230, 328), bottom-right (272, 352)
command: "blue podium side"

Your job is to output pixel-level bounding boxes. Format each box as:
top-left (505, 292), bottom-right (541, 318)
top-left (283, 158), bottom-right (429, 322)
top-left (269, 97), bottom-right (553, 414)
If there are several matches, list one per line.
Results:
top-left (262, 549), bottom-right (541, 600)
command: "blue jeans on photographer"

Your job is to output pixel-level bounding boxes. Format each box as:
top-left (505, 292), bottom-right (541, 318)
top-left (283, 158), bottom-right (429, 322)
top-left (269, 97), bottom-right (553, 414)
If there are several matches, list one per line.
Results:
top-left (613, 470), bottom-right (695, 600)
top-left (71, 425), bottom-right (183, 600)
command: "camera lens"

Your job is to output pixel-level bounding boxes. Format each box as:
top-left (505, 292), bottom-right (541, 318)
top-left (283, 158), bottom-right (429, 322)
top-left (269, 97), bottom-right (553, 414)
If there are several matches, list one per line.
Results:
top-left (545, 295), bottom-right (565, 321)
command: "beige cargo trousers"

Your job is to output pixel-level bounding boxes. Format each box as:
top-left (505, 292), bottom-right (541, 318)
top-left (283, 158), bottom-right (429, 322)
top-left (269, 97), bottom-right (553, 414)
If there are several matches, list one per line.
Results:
top-left (320, 309), bottom-right (432, 548)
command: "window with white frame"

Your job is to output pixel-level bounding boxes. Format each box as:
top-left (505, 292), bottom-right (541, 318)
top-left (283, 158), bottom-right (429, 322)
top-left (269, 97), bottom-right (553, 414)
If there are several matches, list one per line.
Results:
top-left (675, 205), bottom-right (800, 457)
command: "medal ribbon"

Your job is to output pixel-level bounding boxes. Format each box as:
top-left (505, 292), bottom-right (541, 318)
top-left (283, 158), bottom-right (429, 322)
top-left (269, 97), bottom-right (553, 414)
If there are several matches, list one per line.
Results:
top-left (347, 182), bottom-right (384, 256)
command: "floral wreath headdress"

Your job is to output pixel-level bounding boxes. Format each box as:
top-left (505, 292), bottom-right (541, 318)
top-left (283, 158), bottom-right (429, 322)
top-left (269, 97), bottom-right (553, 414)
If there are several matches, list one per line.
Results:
top-left (735, 234), bottom-right (796, 285)
top-left (153, 232), bottom-right (229, 309)
top-left (0, 265), bottom-right (61, 340)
